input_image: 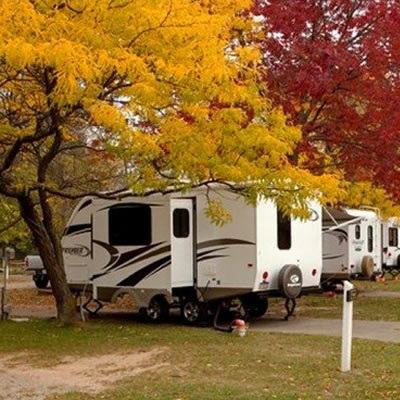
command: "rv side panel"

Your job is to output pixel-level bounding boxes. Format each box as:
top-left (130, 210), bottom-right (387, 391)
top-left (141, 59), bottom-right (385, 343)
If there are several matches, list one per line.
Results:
top-left (195, 191), bottom-right (257, 295)
top-left (62, 197), bottom-right (92, 283)
top-left (256, 200), bottom-right (322, 291)
top-left (89, 197), bottom-right (171, 291)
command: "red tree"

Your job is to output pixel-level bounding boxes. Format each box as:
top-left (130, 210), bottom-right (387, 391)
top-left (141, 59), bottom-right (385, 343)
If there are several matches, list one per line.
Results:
top-left (254, 0), bottom-right (400, 199)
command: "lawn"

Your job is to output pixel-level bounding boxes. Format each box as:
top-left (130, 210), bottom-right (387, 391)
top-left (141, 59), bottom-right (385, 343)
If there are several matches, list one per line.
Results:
top-left (0, 319), bottom-right (400, 399)
top-left (355, 274), bottom-right (400, 292)
top-left (267, 293), bottom-right (400, 322)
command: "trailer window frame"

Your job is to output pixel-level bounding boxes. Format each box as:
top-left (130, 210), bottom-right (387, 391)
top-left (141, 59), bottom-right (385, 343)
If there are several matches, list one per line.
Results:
top-left (389, 227), bottom-right (398, 247)
top-left (173, 208), bottom-right (190, 238)
top-left (277, 209), bottom-right (291, 250)
top-left (108, 204), bottom-right (152, 246)
top-left (355, 224), bottom-right (361, 240)
top-left (367, 225), bottom-right (373, 253)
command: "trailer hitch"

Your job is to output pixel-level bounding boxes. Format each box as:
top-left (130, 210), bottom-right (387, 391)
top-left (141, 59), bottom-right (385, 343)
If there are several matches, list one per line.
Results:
top-left (213, 300), bottom-right (249, 333)
top-left (213, 303), bottom-right (234, 332)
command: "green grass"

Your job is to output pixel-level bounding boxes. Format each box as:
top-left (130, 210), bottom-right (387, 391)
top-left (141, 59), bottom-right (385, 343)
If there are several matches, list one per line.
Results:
top-left (265, 293), bottom-right (400, 322)
top-left (1, 319), bottom-right (400, 399)
top-left (355, 274), bottom-right (400, 292)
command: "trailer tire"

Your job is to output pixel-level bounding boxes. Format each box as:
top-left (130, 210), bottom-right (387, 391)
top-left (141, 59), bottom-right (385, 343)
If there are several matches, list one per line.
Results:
top-left (361, 256), bottom-right (374, 279)
top-left (396, 255), bottom-right (400, 269)
top-left (34, 275), bottom-right (49, 289)
top-left (181, 299), bottom-right (207, 325)
top-left (146, 296), bottom-right (169, 322)
top-left (278, 265), bottom-right (302, 299)
top-left (247, 297), bottom-right (269, 318)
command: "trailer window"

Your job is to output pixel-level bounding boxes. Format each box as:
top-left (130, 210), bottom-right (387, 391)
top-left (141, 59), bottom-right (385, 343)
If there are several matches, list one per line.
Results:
top-left (389, 228), bottom-right (398, 247)
top-left (355, 225), bottom-right (361, 239)
top-left (367, 226), bottom-right (373, 252)
top-left (277, 210), bottom-right (291, 250)
top-left (173, 209), bottom-right (190, 238)
top-left (109, 205), bottom-right (151, 246)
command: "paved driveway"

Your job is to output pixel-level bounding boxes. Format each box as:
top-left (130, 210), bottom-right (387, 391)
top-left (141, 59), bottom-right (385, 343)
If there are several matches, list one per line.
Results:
top-left (251, 316), bottom-right (400, 343)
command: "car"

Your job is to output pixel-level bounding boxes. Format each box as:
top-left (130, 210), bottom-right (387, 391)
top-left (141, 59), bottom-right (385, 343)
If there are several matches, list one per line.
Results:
top-left (24, 255), bottom-right (49, 289)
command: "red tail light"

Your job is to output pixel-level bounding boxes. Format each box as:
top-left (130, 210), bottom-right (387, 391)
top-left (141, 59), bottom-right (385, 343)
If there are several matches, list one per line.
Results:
top-left (389, 252), bottom-right (392, 257)
top-left (262, 271), bottom-right (269, 280)
top-left (312, 269), bottom-right (317, 276)
top-left (351, 264), bottom-right (355, 269)
top-left (24, 256), bottom-right (29, 268)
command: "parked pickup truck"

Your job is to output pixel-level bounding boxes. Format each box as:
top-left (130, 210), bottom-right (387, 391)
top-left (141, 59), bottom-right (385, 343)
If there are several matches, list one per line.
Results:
top-left (24, 255), bottom-right (49, 289)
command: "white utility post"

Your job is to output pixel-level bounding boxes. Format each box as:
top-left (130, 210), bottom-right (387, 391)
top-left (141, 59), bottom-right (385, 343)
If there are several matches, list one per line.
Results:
top-left (341, 280), bottom-right (355, 372)
top-left (1, 247), bottom-right (14, 321)
top-left (1, 249), bottom-right (9, 320)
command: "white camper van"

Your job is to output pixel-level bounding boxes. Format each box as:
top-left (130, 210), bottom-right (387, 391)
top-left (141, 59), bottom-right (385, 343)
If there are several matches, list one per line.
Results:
top-left (322, 207), bottom-right (382, 284)
top-left (382, 218), bottom-right (400, 275)
top-left (62, 188), bottom-right (322, 323)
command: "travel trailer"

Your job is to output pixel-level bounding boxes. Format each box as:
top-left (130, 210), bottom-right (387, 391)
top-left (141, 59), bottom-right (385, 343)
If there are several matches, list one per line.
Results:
top-left (62, 188), bottom-right (323, 323)
top-left (382, 218), bottom-right (400, 275)
top-left (322, 207), bottom-right (382, 285)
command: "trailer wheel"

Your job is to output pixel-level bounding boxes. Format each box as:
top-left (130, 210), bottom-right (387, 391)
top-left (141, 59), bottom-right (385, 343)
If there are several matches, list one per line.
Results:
top-left (181, 299), bottom-right (207, 325)
top-left (278, 265), bottom-right (302, 299)
top-left (361, 256), bottom-right (374, 279)
top-left (146, 296), bottom-right (169, 322)
top-left (247, 298), bottom-right (268, 318)
top-left (396, 255), bottom-right (400, 269)
top-left (389, 268), bottom-right (399, 277)
top-left (34, 275), bottom-right (49, 289)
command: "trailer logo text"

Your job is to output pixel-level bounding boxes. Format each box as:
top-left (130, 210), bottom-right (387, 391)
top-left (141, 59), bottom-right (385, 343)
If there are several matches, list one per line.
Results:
top-left (63, 246), bottom-right (90, 257)
top-left (310, 208), bottom-right (319, 221)
top-left (288, 274), bottom-right (301, 287)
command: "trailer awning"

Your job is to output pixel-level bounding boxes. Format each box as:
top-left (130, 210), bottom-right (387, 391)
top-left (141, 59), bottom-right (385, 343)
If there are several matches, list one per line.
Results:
top-left (323, 207), bottom-right (362, 229)
top-left (323, 207), bottom-right (359, 223)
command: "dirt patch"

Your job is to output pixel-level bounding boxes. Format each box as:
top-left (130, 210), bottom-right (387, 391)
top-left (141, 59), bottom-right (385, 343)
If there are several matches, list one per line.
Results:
top-left (8, 289), bottom-right (55, 308)
top-left (8, 289), bottom-right (138, 320)
top-left (0, 348), bottom-right (167, 400)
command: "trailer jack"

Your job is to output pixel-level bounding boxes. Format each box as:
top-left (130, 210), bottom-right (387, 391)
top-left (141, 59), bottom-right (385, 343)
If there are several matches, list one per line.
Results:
top-left (213, 303), bottom-right (234, 332)
top-left (284, 298), bottom-right (296, 321)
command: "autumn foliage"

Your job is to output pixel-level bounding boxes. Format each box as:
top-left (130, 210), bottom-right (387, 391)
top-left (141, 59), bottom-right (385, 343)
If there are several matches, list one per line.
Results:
top-left (0, 0), bottom-right (346, 321)
top-left (254, 0), bottom-right (400, 212)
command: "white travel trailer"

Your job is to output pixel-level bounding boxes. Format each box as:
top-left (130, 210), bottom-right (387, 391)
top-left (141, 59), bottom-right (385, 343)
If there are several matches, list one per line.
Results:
top-left (322, 207), bottom-right (382, 284)
top-left (382, 218), bottom-right (400, 275)
top-left (62, 188), bottom-right (323, 323)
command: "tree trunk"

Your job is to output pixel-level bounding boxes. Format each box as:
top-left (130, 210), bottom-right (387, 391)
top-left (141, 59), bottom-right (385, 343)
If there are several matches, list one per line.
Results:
top-left (18, 195), bottom-right (77, 324)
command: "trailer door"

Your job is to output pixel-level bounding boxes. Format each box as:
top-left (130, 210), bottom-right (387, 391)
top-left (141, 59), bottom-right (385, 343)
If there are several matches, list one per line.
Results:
top-left (171, 198), bottom-right (196, 288)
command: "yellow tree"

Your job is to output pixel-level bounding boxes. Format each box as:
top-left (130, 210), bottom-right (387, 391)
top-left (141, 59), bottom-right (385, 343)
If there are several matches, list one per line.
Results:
top-left (0, 0), bottom-right (342, 322)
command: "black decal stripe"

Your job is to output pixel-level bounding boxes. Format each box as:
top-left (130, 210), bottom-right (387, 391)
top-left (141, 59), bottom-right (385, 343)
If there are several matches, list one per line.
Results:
top-left (109, 242), bottom-right (164, 272)
top-left (127, 244), bottom-right (171, 266)
top-left (91, 241), bottom-right (165, 279)
top-left (145, 248), bottom-right (230, 280)
top-left (197, 239), bottom-right (254, 249)
top-left (92, 240), bottom-right (119, 270)
top-left (323, 254), bottom-right (345, 260)
top-left (68, 228), bottom-right (91, 237)
top-left (98, 202), bottom-right (163, 212)
top-left (197, 255), bottom-right (227, 262)
top-left (196, 248), bottom-right (227, 259)
top-left (330, 229), bottom-right (348, 238)
top-left (78, 199), bottom-right (92, 211)
top-left (144, 261), bottom-right (171, 280)
top-left (118, 255), bottom-right (171, 287)
top-left (64, 224), bottom-right (92, 236)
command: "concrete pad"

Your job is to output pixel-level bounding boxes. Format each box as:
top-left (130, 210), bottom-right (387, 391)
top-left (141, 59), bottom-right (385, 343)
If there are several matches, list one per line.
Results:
top-left (0, 275), bottom-right (35, 290)
top-left (9, 306), bottom-right (56, 320)
top-left (360, 290), bottom-right (400, 298)
top-left (251, 317), bottom-right (400, 343)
